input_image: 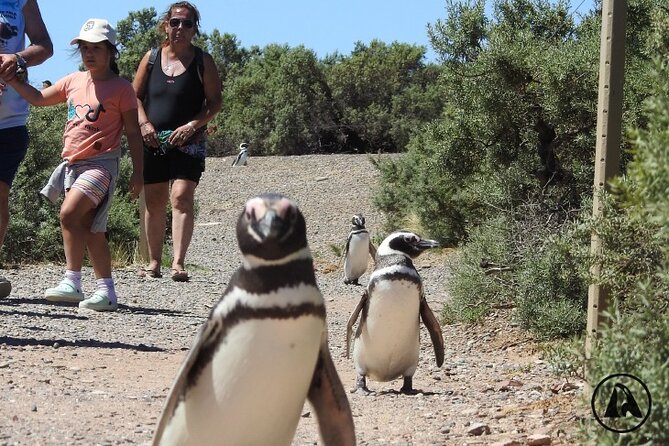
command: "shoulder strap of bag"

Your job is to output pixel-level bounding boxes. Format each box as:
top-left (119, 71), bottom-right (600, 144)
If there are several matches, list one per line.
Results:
top-left (193, 46), bottom-right (204, 84)
top-left (148, 47), bottom-right (159, 72)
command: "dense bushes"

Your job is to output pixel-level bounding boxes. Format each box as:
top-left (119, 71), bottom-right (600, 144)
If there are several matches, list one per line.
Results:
top-left (376, 0), bottom-right (604, 246)
top-left (373, 0), bottom-right (669, 341)
top-left (422, 3), bottom-right (669, 439)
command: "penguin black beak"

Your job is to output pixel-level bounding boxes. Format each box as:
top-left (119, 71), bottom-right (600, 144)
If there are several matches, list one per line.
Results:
top-left (255, 209), bottom-right (286, 240)
top-left (417, 239), bottom-right (440, 250)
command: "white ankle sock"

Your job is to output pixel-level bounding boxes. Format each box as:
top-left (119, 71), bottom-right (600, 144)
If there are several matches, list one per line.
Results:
top-left (96, 278), bottom-right (117, 304)
top-left (65, 270), bottom-right (82, 291)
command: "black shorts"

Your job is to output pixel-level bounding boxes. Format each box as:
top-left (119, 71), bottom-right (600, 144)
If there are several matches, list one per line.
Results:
top-left (143, 146), bottom-right (205, 185)
top-left (0, 126), bottom-right (29, 187)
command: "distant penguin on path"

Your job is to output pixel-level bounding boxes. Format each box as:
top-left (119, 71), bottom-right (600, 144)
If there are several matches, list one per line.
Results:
top-left (152, 193), bottom-right (355, 446)
top-left (232, 142), bottom-right (249, 166)
top-left (346, 231), bottom-right (444, 395)
top-left (343, 214), bottom-right (377, 286)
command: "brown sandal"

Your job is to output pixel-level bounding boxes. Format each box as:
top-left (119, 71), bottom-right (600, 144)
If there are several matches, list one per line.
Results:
top-left (171, 269), bottom-right (190, 282)
top-left (138, 267), bottom-right (162, 279)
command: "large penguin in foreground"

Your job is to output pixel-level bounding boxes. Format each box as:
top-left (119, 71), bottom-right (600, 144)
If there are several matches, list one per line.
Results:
top-left (153, 193), bottom-right (355, 446)
top-left (343, 214), bottom-right (377, 285)
top-left (346, 231), bottom-right (444, 394)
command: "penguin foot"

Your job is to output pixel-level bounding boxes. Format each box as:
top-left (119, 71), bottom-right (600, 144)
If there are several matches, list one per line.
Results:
top-left (351, 375), bottom-right (373, 395)
top-left (351, 386), bottom-right (374, 396)
top-left (343, 278), bottom-right (359, 285)
top-left (399, 387), bottom-right (419, 395)
top-left (400, 376), bottom-right (417, 395)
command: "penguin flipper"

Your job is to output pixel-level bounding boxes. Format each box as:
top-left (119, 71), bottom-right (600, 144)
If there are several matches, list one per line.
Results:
top-left (340, 234), bottom-right (353, 268)
top-left (368, 240), bottom-right (377, 264)
top-left (345, 290), bottom-right (367, 358)
top-left (152, 317), bottom-right (222, 445)
top-left (419, 295), bottom-right (445, 367)
top-left (308, 334), bottom-right (356, 446)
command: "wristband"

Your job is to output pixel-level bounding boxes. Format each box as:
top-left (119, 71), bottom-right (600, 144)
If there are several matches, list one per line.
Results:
top-left (14, 53), bottom-right (27, 82)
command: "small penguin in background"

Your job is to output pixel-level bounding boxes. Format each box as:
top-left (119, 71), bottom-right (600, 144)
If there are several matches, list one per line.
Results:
top-left (153, 193), bottom-right (355, 446)
top-left (343, 214), bottom-right (376, 285)
top-left (346, 231), bottom-right (444, 395)
top-left (231, 142), bottom-right (249, 166)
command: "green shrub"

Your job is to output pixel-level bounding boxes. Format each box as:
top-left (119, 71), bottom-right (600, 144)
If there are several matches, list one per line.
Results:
top-left (584, 191), bottom-right (665, 310)
top-left (580, 56), bottom-right (669, 445)
top-left (106, 154), bottom-right (141, 265)
top-left (514, 224), bottom-right (589, 339)
top-left (442, 215), bottom-right (516, 324)
top-left (373, 126), bottom-right (471, 245)
top-left (377, 0), bottom-right (666, 344)
top-left (540, 336), bottom-right (584, 379)
top-left (3, 105), bottom-right (65, 263)
top-left (584, 297), bottom-right (669, 444)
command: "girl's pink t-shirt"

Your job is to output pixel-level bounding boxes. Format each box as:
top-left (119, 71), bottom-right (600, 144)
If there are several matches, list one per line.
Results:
top-left (55, 71), bottom-right (137, 163)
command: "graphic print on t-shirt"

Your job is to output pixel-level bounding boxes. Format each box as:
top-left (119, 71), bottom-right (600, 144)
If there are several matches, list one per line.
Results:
top-left (68, 98), bottom-right (105, 133)
top-left (0, 12), bottom-right (19, 49)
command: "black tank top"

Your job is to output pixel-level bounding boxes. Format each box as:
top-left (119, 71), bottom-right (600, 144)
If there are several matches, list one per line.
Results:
top-left (144, 48), bottom-right (205, 132)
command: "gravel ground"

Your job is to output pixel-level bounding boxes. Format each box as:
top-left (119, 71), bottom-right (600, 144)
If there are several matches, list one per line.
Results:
top-left (0, 154), bottom-right (590, 445)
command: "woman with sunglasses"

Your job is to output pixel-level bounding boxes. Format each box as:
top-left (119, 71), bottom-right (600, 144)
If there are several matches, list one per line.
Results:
top-left (133, 2), bottom-right (222, 282)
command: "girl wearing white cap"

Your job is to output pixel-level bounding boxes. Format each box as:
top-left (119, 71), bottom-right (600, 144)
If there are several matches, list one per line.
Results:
top-left (5, 18), bottom-right (144, 311)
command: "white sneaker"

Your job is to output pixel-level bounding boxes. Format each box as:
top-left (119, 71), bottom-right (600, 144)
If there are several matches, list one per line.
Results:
top-left (45, 278), bottom-right (84, 302)
top-left (79, 289), bottom-right (117, 312)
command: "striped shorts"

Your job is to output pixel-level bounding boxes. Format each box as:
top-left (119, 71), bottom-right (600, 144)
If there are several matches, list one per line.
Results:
top-left (70, 163), bottom-right (112, 207)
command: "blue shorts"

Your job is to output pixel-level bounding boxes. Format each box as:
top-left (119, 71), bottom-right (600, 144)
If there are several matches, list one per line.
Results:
top-left (0, 126), bottom-right (29, 187)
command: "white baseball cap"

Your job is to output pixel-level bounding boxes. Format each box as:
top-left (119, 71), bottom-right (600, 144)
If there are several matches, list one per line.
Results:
top-left (70, 18), bottom-right (117, 45)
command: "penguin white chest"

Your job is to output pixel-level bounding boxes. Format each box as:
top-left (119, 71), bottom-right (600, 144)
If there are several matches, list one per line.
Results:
top-left (345, 232), bottom-right (371, 280)
top-left (353, 280), bottom-right (421, 381)
top-left (164, 316), bottom-right (324, 446)
top-left (233, 151), bottom-right (248, 166)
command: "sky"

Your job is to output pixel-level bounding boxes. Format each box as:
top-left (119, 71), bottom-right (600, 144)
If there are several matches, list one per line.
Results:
top-left (27, 0), bottom-right (596, 86)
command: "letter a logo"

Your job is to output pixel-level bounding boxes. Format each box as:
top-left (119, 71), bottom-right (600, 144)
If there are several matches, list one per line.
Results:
top-left (592, 373), bottom-right (651, 433)
top-left (603, 383), bottom-right (643, 418)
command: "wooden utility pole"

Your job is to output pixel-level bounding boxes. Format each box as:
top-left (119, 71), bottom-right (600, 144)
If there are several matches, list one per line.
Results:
top-left (584, 0), bottom-right (627, 370)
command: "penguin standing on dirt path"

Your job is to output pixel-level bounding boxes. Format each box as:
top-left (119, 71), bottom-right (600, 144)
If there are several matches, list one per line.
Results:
top-left (346, 231), bottom-right (444, 395)
top-left (343, 214), bottom-right (376, 285)
top-left (152, 193), bottom-right (355, 446)
top-left (232, 142), bottom-right (249, 166)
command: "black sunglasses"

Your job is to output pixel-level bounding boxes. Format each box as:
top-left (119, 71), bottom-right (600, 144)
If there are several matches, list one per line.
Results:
top-left (169, 18), bottom-right (194, 29)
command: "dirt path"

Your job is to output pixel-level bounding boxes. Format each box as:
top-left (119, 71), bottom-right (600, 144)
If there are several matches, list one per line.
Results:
top-left (0, 155), bottom-right (589, 445)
